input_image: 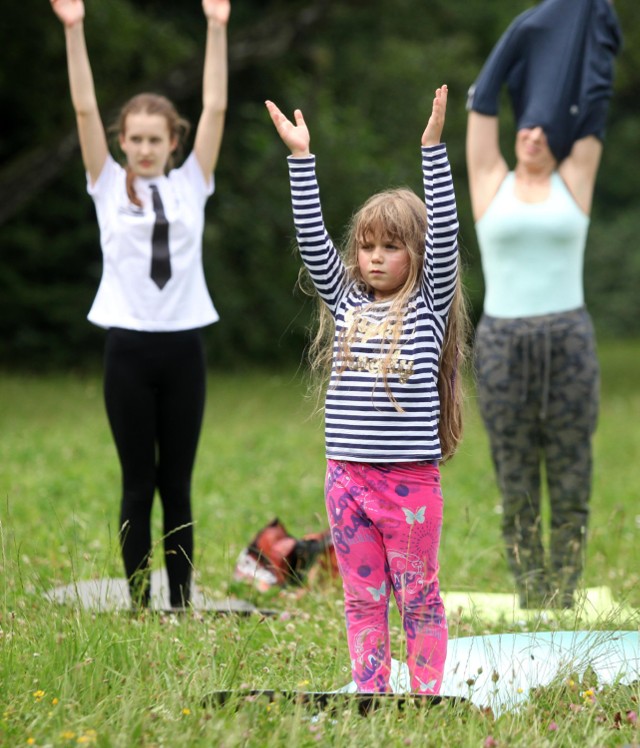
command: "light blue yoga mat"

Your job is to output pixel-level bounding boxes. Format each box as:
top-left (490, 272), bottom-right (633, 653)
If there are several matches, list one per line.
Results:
top-left (340, 630), bottom-right (640, 715)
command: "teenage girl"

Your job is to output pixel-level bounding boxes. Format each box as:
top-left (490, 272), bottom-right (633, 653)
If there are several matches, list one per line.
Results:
top-left (266, 86), bottom-right (468, 693)
top-left (51, 0), bottom-right (230, 609)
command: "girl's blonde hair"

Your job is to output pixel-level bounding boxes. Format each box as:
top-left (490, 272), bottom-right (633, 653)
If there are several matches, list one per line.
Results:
top-left (111, 93), bottom-right (191, 207)
top-left (305, 187), bottom-right (469, 462)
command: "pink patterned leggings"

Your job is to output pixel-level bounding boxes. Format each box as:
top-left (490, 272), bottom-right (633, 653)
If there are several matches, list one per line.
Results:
top-left (325, 459), bottom-right (447, 693)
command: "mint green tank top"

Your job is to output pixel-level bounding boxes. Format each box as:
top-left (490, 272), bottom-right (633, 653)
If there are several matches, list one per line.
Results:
top-left (475, 172), bottom-right (590, 318)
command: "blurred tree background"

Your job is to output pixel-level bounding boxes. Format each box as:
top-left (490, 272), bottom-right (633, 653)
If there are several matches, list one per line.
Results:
top-left (1, 0), bottom-right (638, 371)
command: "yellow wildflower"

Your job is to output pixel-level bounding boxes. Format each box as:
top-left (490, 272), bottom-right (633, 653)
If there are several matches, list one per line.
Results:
top-left (77, 734), bottom-right (97, 745)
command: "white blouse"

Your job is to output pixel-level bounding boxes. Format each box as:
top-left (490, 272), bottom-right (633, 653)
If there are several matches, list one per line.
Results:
top-left (87, 152), bottom-right (219, 331)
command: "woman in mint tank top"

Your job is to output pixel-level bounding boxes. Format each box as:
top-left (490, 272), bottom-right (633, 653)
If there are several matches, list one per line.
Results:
top-left (465, 0), bottom-right (621, 610)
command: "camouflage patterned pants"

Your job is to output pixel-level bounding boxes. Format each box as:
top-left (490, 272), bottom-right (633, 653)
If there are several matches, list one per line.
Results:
top-left (474, 307), bottom-right (599, 608)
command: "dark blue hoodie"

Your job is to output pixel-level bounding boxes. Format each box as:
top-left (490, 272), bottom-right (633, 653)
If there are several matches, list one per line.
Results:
top-left (467, 0), bottom-right (622, 161)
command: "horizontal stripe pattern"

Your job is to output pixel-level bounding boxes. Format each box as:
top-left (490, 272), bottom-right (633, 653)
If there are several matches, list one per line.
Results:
top-left (288, 144), bottom-right (459, 462)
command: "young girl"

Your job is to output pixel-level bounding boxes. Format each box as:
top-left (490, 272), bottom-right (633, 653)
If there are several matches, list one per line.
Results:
top-left (51, 0), bottom-right (230, 610)
top-left (266, 87), bottom-right (467, 693)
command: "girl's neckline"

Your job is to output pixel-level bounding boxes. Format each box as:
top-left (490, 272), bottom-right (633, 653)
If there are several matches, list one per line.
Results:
top-left (135, 174), bottom-right (168, 185)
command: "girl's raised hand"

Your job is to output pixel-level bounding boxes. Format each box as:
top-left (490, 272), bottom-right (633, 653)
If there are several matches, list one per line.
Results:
top-left (421, 85), bottom-right (448, 147)
top-left (50, 0), bottom-right (84, 27)
top-left (203, 0), bottom-right (231, 26)
top-left (265, 101), bottom-right (311, 158)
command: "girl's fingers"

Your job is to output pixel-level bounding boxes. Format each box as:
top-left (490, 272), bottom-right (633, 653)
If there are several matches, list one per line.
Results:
top-left (267, 101), bottom-right (287, 123)
top-left (265, 101), bottom-right (285, 127)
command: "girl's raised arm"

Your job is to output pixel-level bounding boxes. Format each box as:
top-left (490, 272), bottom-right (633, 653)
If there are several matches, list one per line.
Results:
top-left (265, 101), bottom-right (311, 158)
top-left (421, 85), bottom-right (448, 147)
top-left (52, 0), bottom-right (108, 186)
top-left (193, 0), bottom-right (230, 179)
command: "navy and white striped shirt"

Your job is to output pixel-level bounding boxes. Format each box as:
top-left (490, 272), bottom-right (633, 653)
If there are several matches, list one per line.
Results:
top-left (288, 144), bottom-right (459, 462)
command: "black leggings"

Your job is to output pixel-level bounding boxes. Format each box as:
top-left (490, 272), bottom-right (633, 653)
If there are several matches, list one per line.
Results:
top-left (104, 328), bottom-right (206, 607)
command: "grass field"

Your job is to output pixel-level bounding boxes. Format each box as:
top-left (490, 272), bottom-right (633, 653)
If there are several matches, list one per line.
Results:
top-left (1, 339), bottom-right (639, 746)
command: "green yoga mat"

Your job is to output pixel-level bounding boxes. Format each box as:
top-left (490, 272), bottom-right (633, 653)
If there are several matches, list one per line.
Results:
top-left (441, 586), bottom-right (637, 624)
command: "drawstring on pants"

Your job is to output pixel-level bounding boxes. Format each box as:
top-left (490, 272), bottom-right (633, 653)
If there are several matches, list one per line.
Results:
top-left (517, 326), bottom-right (550, 420)
top-left (540, 324), bottom-right (551, 421)
top-left (507, 316), bottom-right (563, 422)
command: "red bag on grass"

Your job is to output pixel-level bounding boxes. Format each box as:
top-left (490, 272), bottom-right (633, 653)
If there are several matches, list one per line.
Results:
top-left (234, 518), bottom-right (338, 592)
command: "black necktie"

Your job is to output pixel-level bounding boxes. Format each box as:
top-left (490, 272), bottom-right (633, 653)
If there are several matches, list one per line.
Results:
top-left (149, 184), bottom-right (171, 290)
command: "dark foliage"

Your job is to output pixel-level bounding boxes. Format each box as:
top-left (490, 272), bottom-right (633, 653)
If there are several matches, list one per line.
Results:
top-left (1, 0), bottom-right (638, 370)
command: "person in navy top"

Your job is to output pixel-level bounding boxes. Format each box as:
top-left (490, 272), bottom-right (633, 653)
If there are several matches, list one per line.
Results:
top-left (266, 87), bottom-right (469, 693)
top-left (51, 0), bottom-right (230, 610)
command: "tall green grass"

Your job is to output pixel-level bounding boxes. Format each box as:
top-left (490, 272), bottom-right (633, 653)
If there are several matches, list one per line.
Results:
top-left (1, 340), bottom-right (639, 746)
